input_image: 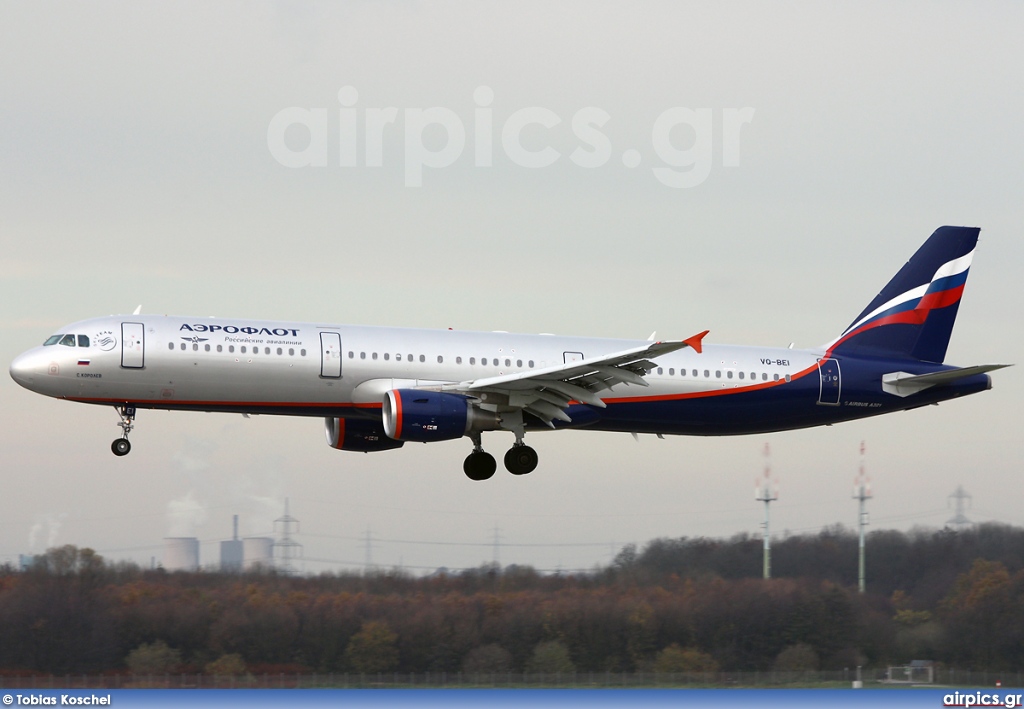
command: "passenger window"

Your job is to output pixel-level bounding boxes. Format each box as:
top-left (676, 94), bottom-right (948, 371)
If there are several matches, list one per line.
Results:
top-left (773, 373), bottom-right (780, 381)
top-left (419, 355), bottom-right (425, 363)
top-left (205, 345), bottom-right (211, 352)
top-left (277, 348), bottom-right (282, 355)
top-left (77, 335), bottom-right (90, 347)
top-left (348, 351), bottom-right (354, 359)
top-left (469, 357), bottom-right (475, 365)
top-left (762, 373), bottom-right (767, 381)
top-left (657, 367), bottom-right (663, 375)
top-left (716, 371), bottom-right (721, 378)
top-left (517, 359), bottom-right (522, 368)
top-left (529, 360), bottom-right (534, 368)
top-left (738, 371), bottom-right (744, 379)
top-left (505, 359), bottom-right (510, 367)
top-left (193, 344), bottom-right (199, 351)
top-left (372, 352), bottom-right (378, 360)
top-left (681, 369), bottom-right (686, 376)
top-left (265, 347), bottom-right (270, 355)
top-left (703, 370), bottom-right (709, 378)
top-left (360, 352), bottom-right (366, 359)
top-left (168, 342), bottom-right (174, 351)
top-left (785, 374), bottom-right (792, 382)
top-left (396, 354), bottom-right (402, 361)
top-left (181, 343), bottom-right (187, 351)
top-left (59, 334), bottom-right (76, 347)
top-left (727, 371), bottom-right (733, 379)
top-left (384, 353), bottom-right (390, 361)
top-left (456, 357), bottom-right (463, 364)
top-left (229, 346), bottom-right (235, 353)
top-left (669, 368), bottom-right (674, 375)
top-left (692, 369), bottom-right (698, 377)
top-left (492, 358), bottom-right (498, 366)
top-left (217, 345), bottom-right (223, 353)
top-left (288, 348), bottom-right (294, 356)
top-left (408, 354), bottom-right (413, 362)
top-left (438, 356), bottom-right (444, 363)
top-left (241, 346), bottom-right (246, 354)
top-left (300, 349), bottom-right (307, 356)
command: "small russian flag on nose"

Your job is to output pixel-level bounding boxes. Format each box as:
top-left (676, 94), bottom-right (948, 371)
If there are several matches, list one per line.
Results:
top-left (77, 359), bottom-right (90, 366)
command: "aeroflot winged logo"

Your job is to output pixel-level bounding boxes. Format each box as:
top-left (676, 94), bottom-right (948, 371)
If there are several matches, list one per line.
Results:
top-left (93, 331), bottom-right (116, 351)
top-left (180, 324), bottom-right (301, 337)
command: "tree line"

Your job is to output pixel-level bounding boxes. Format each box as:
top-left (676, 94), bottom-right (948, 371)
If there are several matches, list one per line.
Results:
top-left (2, 523), bottom-right (1024, 676)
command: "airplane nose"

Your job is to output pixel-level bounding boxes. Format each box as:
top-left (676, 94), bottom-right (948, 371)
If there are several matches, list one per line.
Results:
top-left (9, 350), bottom-right (38, 389)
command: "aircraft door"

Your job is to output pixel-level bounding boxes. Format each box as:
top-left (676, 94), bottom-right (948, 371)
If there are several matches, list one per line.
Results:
top-left (564, 351), bottom-right (584, 364)
top-left (121, 322), bottom-right (145, 369)
top-left (817, 358), bottom-right (841, 406)
top-left (320, 332), bottom-right (342, 378)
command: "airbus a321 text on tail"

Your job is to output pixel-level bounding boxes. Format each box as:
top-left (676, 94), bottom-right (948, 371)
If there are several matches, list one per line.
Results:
top-left (10, 226), bottom-right (1009, 481)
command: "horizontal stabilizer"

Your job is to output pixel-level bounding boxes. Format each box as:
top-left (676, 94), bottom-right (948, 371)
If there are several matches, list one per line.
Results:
top-left (882, 364), bottom-right (1011, 397)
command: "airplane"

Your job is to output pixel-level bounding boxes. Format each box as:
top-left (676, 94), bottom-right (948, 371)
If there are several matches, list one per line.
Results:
top-left (9, 226), bottom-right (1008, 481)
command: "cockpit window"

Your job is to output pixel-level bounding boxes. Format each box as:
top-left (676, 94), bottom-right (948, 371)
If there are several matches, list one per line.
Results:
top-left (43, 335), bottom-right (63, 346)
top-left (58, 334), bottom-right (76, 347)
top-left (77, 335), bottom-right (90, 347)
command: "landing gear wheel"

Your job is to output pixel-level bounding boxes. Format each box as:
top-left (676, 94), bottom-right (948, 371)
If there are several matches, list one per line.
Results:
top-left (504, 445), bottom-right (538, 475)
top-left (112, 404), bottom-right (136, 456)
top-left (464, 451), bottom-right (497, 481)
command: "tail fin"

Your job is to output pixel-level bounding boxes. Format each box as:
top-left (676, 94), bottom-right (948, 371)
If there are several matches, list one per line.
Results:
top-left (826, 226), bottom-right (979, 363)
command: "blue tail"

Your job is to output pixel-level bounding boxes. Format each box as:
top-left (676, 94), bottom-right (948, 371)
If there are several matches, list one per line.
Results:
top-left (827, 226), bottom-right (979, 363)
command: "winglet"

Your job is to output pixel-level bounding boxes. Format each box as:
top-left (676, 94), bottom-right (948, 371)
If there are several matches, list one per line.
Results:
top-left (683, 330), bottom-right (710, 354)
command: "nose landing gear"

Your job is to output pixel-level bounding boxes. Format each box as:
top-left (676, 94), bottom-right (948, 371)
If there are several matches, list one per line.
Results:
top-left (112, 404), bottom-right (136, 456)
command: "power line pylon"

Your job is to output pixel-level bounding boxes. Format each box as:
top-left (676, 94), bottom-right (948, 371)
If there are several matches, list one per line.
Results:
top-left (947, 485), bottom-right (973, 531)
top-left (755, 443), bottom-right (779, 580)
top-left (273, 497), bottom-right (303, 576)
top-left (852, 441), bottom-right (872, 594)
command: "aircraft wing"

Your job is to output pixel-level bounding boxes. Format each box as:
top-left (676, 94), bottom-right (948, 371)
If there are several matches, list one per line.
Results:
top-left (440, 331), bottom-right (709, 427)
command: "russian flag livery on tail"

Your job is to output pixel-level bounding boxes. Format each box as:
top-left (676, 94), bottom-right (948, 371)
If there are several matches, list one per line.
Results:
top-left (827, 226), bottom-right (977, 363)
top-left (10, 226), bottom-right (1010, 481)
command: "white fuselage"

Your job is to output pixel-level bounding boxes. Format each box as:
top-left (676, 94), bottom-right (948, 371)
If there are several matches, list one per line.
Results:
top-left (10, 315), bottom-right (816, 415)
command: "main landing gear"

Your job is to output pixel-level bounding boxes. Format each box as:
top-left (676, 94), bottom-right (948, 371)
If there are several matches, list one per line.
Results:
top-left (111, 404), bottom-right (136, 456)
top-left (462, 432), bottom-right (539, 481)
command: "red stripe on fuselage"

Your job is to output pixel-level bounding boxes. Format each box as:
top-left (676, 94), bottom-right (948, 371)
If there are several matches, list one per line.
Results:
top-left (602, 362), bottom-right (819, 405)
top-left (66, 396), bottom-right (382, 410)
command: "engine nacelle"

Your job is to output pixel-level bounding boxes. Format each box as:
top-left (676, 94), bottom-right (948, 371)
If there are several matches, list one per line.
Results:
top-left (325, 417), bottom-right (404, 452)
top-left (382, 389), bottom-right (475, 442)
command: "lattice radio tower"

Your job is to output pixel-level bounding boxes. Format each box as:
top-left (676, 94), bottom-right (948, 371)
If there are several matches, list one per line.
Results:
top-left (755, 443), bottom-right (779, 579)
top-left (852, 441), bottom-right (872, 594)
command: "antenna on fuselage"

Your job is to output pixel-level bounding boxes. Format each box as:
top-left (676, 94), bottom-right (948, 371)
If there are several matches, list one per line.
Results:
top-left (132, 305), bottom-right (142, 315)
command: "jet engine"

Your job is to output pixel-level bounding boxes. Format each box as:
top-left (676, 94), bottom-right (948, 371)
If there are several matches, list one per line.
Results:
top-left (325, 417), bottom-right (404, 452)
top-left (382, 389), bottom-right (499, 443)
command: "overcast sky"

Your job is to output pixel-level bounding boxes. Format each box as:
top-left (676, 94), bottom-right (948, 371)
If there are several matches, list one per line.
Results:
top-left (1, 1), bottom-right (1021, 574)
